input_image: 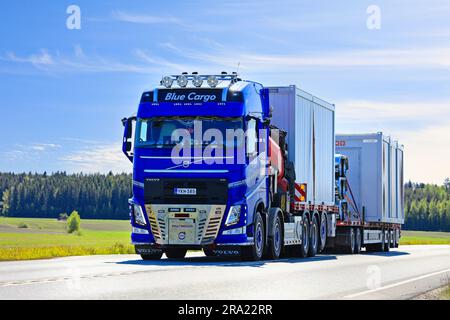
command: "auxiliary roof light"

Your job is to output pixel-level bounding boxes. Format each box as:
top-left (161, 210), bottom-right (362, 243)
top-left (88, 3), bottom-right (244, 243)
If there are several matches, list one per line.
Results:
top-left (207, 75), bottom-right (218, 88)
top-left (161, 76), bottom-right (173, 88)
top-left (177, 75), bottom-right (188, 87)
top-left (192, 75), bottom-right (203, 87)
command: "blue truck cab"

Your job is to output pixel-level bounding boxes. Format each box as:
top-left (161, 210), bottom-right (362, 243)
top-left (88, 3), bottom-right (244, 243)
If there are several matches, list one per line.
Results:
top-left (122, 73), bottom-right (273, 260)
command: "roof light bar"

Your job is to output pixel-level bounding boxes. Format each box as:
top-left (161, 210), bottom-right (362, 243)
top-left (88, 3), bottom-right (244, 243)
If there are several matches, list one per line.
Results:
top-left (159, 73), bottom-right (239, 88)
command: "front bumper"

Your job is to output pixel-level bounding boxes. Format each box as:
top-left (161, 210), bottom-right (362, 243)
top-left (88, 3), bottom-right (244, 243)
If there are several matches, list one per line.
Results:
top-left (131, 203), bottom-right (252, 247)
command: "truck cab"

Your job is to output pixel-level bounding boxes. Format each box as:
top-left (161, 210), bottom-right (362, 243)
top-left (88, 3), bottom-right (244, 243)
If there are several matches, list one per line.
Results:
top-left (122, 73), bottom-right (274, 260)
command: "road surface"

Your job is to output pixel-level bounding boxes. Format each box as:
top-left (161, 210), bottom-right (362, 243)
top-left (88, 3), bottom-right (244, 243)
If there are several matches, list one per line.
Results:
top-left (0, 245), bottom-right (449, 300)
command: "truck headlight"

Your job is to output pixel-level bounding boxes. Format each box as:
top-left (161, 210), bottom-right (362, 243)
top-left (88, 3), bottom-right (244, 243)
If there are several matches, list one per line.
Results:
top-left (225, 205), bottom-right (241, 226)
top-left (133, 204), bottom-right (147, 226)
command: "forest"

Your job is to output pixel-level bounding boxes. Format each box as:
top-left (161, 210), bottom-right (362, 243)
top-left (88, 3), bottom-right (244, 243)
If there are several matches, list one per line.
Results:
top-left (0, 172), bottom-right (449, 231)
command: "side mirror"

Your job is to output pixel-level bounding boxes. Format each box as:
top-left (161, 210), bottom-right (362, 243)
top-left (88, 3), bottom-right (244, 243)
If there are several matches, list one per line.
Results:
top-left (122, 116), bottom-right (136, 162)
top-left (260, 88), bottom-right (271, 120)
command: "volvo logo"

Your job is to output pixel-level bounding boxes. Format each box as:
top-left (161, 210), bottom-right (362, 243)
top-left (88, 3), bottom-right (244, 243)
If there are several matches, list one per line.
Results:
top-left (178, 232), bottom-right (186, 240)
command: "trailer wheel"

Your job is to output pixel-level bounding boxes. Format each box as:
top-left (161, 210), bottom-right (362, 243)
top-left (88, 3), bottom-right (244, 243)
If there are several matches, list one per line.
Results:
top-left (308, 215), bottom-right (319, 257)
top-left (165, 248), bottom-right (187, 259)
top-left (344, 227), bottom-right (355, 254)
top-left (354, 228), bottom-right (362, 254)
top-left (241, 211), bottom-right (265, 261)
top-left (290, 214), bottom-right (310, 258)
top-left (140, 252), bottom-right (163, 260)
top-left (384, 230), bottom-right (390, 252)
top-left (267, 211), bottom-right (283, 260)
top-left (394, 230), bottom-right (399, 248)
top-left (377, 229), bottom-right (385, 252)
top-left (318, 212), bottom-right (327, 252)
top-left (389, 230), bottom-right (395, 248)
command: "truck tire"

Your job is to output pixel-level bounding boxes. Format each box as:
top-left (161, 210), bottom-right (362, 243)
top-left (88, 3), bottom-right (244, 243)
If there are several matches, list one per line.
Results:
top-left (288, 214), bottom-right (310, 258)
top-left (267, 211), bottom-right (283, 260)
top-left (354, 228), bottom-right (362, 254)
top-left (394, 230), bottom-right (399, 248)
top-left (299, 215), bottom-right (310, 257)
top-left (140, 252), bottom-right (163, 260)
top-left (241, 211), bottom-right (265, 261)
top-left (308, 215), bottom-right (319, 257)
top-left (384, 230), bottom-right (390, 252)
top-left (318, 212), bottom-right (327, 252)
top-left (377, 229), bottom-right (385, 252)
top-left (165, 248), bottom-right (187, 259)
top-left (344, 227), bottom-right (355, 254)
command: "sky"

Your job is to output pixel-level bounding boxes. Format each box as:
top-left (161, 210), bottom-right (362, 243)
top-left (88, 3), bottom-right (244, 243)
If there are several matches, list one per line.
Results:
top-left (0, 0), bottom-right (449, 184)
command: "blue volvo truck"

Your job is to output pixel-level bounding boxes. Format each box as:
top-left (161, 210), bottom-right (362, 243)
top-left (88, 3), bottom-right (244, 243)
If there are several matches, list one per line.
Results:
top-left (122, 73), bottom-right (403, 261)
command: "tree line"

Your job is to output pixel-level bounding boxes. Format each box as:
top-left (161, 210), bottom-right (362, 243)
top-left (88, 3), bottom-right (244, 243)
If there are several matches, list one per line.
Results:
top-left (404, 179), bottom-right (450, 232)
top-left (0, 172), bottom-right (449, 231)
top-left (0, 172), bottom-right (131, 219)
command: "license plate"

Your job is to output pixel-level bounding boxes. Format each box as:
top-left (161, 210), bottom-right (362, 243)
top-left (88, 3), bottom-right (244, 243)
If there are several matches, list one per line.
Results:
top-left (174, 188), bottom-right (197, 195)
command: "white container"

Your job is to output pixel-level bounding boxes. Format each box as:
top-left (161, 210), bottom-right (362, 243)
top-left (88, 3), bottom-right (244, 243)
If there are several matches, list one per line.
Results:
top-left (268, 86), bottom-right (335, 206)
top-left (336, 132), bottom-right (404, 224)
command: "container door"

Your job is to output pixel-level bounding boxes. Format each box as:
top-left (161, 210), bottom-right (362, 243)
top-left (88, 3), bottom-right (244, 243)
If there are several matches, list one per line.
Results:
top-left (343, 147), bottom-right (362, 218)
top-left (382, 141), bottom-right (390, 221)
top-left (396, 148), bottom-right (404, 222)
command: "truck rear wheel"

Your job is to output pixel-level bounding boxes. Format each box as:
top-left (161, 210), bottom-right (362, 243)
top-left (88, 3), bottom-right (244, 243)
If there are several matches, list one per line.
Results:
top-left (384, 230), bottom-right (390, 252)
top-left (165, 248), bottom-right (187, 259)
top-left (354, 228), bottom-right (362, 254)
top-left (241, 211), bottom-right (265, 261)
top-left (267, 212), bottom-right (283, 260)
top-left (344, 227), bottom-right (355, 254)
top-left (308, 215), bottom-right (319, 257)
top-left (318, 212), bottom-right (327, 252)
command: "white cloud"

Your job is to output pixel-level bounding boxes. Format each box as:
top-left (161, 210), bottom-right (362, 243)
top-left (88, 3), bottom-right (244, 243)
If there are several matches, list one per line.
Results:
top-left (112, 11), bottom-right (183, 25)
top-left (159, 43), bottom-right (450, 70)
top-left (59, 142), bottom-right (131, 174)
top-left (1, 47), bottom-right (159, 74)
top-left (5, 49), bottom-right (53, 67)
top-left (335, 99), bottom-right (450, 184)
top-left (30, 143), bottom-right (61, 151)
top-left (336, 100), bottom-right (450, 124)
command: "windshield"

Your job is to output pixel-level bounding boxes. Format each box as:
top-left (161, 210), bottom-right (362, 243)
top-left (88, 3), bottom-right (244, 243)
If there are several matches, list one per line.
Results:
top-left (135, 117), bottom-right (244, 148)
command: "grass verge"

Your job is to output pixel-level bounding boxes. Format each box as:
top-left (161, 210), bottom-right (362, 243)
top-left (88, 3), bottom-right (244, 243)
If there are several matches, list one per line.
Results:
top-left (400, 230), bottom-right (450, 245)
top-left (0, 242), bottom-right (134, 261)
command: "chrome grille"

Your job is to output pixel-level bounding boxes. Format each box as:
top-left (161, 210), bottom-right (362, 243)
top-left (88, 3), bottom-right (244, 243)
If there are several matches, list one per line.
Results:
top-left (201, 208), bottom-right (224, 244)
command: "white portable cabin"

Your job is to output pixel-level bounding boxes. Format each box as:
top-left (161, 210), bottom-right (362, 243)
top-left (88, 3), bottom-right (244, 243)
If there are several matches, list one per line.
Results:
top-left (336, 132), bottom-right (404, 224)
top-left (268, 85), bottom-right (335, 206)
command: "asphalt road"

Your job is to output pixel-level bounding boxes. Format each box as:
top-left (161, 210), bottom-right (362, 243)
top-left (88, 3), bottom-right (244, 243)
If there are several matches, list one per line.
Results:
top-left (0, 245), bottom-right (449, 300)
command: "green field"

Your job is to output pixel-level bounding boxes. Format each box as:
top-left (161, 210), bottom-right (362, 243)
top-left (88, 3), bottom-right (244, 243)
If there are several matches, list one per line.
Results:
top-left (400, 230), bottom-right (450, 245)
top-left (1, 217), bottom-right (450, 261)
top-left (0, 217), bottom-right (133, 261)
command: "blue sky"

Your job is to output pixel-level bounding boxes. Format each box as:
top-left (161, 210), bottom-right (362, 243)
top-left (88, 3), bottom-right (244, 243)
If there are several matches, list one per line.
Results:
top-left (0, 0), bottom-right (449, 183)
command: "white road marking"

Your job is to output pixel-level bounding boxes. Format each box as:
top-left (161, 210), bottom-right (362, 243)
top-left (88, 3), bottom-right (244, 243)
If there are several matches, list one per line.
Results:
top-left (344, 268), bottom-right (450, 298)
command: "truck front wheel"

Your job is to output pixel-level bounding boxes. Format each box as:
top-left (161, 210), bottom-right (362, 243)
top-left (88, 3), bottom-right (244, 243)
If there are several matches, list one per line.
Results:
top-left (241, 211), bottom-right (265, 261)
top-left (267, 212), bottom-right (283, 260)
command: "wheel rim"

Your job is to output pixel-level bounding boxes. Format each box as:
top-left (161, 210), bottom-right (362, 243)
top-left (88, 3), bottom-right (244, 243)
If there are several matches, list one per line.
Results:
top-left (311, 223), bottom-right (317, 249)
top-left (275, 221), bottom-right (281, 254)
top-left (320, 214), bottom-right (326, 241)
top-left (350, 229), bottom-right (355, 251)
top-left (302, 222), bottom-right (309, 251)
top-left (256, 222), bottom-right (263, 255)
